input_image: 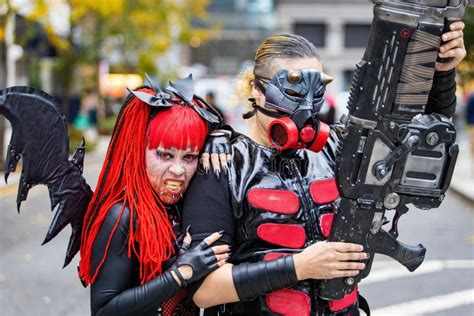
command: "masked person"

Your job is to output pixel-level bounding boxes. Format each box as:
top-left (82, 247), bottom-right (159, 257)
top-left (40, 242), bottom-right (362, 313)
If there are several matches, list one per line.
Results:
top-left (182, 25), bottom-right (466, 316)
top-left (77, 77), bottom-right (231, 316)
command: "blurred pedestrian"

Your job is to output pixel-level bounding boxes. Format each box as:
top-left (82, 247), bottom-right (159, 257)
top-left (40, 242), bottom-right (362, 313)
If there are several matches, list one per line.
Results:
top-left (76, 88), bottom-right (101, 143)
top-left (205, 91), bottom-right (226, 124)
top-left (466, 93), bottom-right (474, 174)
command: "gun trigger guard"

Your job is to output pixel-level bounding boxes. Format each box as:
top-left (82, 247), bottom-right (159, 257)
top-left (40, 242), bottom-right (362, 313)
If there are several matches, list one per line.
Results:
top-left (389, 205), bottom-right (409, 238)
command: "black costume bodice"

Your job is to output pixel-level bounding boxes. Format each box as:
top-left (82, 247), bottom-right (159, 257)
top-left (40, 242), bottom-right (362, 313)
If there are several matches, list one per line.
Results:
top-left (90, 203), bottom-right (199, 316)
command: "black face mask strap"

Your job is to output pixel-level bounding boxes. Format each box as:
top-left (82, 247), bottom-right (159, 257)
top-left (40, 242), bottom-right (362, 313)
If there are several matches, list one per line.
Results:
top-left (242, 99), bottom-right (258, 119)
top-left (242, 99), bottom-right (289, 120)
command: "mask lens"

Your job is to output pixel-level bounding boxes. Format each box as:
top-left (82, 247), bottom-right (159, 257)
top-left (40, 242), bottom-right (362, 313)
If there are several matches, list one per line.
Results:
top-left (270, 124), bottom-right (288, 146)
top-left (268, 117), bottom-right (300, 151)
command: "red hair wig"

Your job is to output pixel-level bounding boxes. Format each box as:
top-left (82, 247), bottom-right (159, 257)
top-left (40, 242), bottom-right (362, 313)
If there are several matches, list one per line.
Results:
top-left (78, 88), bottom-right (208, 285)
top-left (147, 103), bottom-right (208, 151)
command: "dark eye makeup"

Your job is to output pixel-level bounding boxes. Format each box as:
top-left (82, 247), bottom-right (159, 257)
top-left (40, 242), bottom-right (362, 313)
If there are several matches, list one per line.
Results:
top-left (156, 150), bottom-right (173, 160)
top-left (183, 154), bottom-right (198, 163)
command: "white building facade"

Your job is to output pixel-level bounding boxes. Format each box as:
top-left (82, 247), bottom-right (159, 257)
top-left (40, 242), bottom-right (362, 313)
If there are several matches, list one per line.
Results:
top-left (276, 0), bottom-right (373, 95)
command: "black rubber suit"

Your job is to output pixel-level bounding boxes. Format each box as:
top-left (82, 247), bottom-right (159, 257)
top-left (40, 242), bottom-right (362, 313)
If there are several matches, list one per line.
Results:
top-left (90, 203), bottom-right (198, 316)
top-left (182, 70), bottom-right (457, 316)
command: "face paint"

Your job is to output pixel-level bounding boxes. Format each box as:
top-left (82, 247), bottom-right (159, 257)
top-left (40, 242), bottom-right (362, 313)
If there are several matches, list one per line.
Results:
top-left (145, 146), bottom-right (199, 205)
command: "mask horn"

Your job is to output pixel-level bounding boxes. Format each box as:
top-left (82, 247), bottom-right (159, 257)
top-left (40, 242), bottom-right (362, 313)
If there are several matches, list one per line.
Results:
top-left (321, 73), bottom-right (333, 86)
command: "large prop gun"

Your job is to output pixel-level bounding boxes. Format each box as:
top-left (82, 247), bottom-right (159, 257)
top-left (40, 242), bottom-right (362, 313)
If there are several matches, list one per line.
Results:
top-left (319, 0), bottom-right (472, 300)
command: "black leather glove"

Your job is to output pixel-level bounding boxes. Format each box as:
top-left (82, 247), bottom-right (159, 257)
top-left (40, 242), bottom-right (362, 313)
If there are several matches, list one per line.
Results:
top-left (203, 129), bottom-right (232, 156)
top-left (202, 129), bottom-right (232, 178)
top-left (171, 239), bottom-right (219, 287)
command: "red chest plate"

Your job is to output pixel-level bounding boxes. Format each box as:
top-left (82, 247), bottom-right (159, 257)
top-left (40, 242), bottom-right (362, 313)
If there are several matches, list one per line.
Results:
top-left (266, 289), bottom-right (311, 316)
top-left (248, 188), bottom-right (299, 214)
top-left (257, 223), bottom-right (306, 248)
top-left (309, 178), bottom-right (339, 204)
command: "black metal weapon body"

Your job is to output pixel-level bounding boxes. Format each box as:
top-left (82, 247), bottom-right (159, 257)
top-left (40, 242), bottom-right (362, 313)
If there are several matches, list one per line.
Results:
top-left (319, 0), bottom-right (472, 300)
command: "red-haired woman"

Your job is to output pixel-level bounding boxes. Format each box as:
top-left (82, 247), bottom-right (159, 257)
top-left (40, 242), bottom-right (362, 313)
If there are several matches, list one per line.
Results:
top-left (78, 77), bottom-right (230, 316)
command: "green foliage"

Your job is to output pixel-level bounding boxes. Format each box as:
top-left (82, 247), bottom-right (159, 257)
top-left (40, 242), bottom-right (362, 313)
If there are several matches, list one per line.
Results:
top-left (97, 115), bottom-right (117, 135)
top-left (68, 126), bottom-right (97, 154)
top-left (26, 0), bottom-right (211, 78)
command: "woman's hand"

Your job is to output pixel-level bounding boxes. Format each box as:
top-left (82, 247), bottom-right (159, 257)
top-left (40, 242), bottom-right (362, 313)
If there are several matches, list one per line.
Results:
top-left (436, 21), bottom-right (466, 72)
top-left (201, 129), bottom-right (232, 178)
top-left (171, 231), bottom-right (230, 286)
top-left (293, 241), bottom-right (367, 281)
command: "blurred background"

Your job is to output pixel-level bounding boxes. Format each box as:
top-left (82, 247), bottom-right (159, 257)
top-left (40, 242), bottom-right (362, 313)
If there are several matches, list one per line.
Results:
top-left (0, 0), bottom-right (473, 315)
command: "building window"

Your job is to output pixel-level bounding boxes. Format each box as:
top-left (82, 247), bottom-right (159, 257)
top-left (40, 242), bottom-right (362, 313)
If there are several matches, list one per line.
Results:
top-left (343, 69), bottom-right (355, 91)
top-left (294, 23), bottom-right (326, 48)
top-left (344, 24), bottom-right (371, 48)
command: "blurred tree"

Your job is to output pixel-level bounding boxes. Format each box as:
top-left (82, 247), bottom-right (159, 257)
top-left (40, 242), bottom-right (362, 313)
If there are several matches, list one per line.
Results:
top-left (457, 7), bottom-right (474, 89)
top-left (23, 0), bottom-right (212, 110)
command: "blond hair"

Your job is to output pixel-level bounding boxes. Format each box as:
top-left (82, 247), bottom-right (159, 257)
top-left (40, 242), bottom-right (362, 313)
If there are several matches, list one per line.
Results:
top-left (236, 33), bottom-right (320, 102)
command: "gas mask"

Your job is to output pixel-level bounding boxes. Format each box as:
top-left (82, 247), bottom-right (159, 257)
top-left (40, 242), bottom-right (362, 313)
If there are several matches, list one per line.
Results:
top-left (254, 69), bottom-right (332, 152)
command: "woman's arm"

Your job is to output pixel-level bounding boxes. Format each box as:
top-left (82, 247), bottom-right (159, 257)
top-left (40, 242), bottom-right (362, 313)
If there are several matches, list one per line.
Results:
top-left (182, 170), bottom-right (366, 309)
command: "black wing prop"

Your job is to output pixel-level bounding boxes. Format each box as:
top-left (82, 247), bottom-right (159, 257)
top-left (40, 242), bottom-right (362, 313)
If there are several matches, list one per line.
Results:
top-left (0, 86), bottom-right (93, 267)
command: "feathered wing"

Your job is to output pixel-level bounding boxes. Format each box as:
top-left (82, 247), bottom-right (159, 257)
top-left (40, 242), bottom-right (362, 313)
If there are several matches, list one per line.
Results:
top-left (0, 86), bottom-right (93, 267)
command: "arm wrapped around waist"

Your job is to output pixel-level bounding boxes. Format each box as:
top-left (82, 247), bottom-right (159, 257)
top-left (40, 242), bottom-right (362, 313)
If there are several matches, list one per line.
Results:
top-left (232, 256), bottom-right (298, 301)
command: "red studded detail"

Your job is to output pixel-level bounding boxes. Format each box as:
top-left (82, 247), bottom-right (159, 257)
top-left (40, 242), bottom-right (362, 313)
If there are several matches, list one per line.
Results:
top-left (266, 289), bottom-right (311, 316)
top-left (248, 188), bottom-right (299, 215)
top-left (309, 178), bottom-right (339, 204)
top-left (257, 223), bottom-right (306, 248)
top-left (328, 287), bottom-right (358, 312)
top-left (319, 213), bottom-right (335, 238)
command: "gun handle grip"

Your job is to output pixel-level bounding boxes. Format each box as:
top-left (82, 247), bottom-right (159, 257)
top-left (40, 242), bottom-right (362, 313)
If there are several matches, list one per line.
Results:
top-left (371, 229), bottom-right (426, 272)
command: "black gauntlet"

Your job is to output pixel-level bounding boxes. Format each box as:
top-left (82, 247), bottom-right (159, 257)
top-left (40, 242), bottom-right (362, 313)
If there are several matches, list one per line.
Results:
top-left (171, 239), bottom-right (219, 286)
top-left (232, 256), bottom-right (298, 301)
top-left (427, 69), bottom-right (457, 118)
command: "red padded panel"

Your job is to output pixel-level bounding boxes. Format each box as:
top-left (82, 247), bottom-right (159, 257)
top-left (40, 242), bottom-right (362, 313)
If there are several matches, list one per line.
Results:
top-left (248, 188), bottom-right (299, 214)
top-left (266, 289), bottom-right (311, 316)
top-left (257, 223), bottom-right (306, 248)
top-left (328, 287), bottom-right (358, 312)
top-left (309, 178), bottom-right (339, 204)
top-left (263, 252), bottom-right (292, 261)
top-left (319, 213), bottom-right (335, 238)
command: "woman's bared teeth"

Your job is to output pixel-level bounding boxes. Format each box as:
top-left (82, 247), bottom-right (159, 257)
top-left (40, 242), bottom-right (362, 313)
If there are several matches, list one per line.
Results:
top-left (164, 180), bottom-right (183, 191)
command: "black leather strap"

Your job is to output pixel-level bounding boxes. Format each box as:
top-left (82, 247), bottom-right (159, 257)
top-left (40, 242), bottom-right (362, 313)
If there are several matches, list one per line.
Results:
top-left (172, 267), bottom-right (188, 287)
top-left (232, 256), bottom-right (298, 301)
top-left (358, 293), bottom-right (370, 316)
top-left (172, 239), bottom-right (219, 285)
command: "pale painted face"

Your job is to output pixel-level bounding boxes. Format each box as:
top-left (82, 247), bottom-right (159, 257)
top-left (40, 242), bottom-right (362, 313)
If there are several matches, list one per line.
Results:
top-left (145, 146), bottom-right (199, 205)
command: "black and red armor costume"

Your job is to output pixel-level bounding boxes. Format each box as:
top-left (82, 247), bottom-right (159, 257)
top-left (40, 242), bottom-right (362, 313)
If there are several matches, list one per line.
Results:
top-left (184, 132), bottom-right (360, 315)
top-left (182, 69), bottom-right (456, 315)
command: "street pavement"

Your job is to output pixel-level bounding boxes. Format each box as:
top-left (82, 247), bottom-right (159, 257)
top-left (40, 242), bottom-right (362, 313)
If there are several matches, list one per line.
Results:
top-left (449, 138), bottom-right (474, 201)
top-left (0, 135), bottom-right (473, 315)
